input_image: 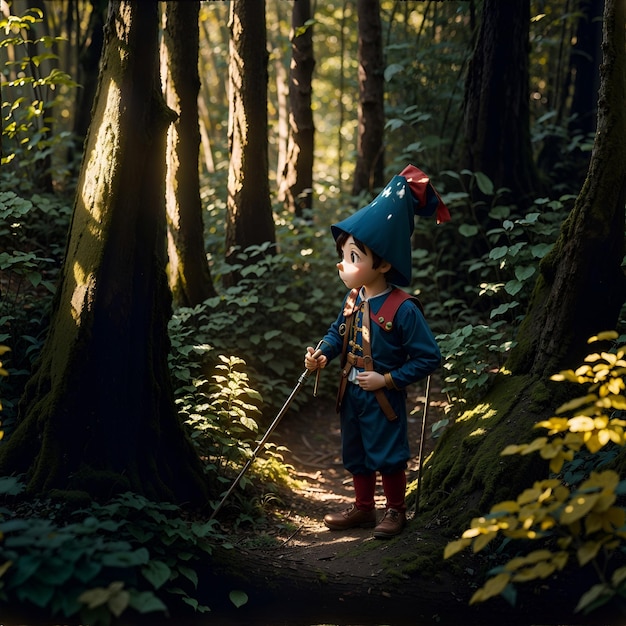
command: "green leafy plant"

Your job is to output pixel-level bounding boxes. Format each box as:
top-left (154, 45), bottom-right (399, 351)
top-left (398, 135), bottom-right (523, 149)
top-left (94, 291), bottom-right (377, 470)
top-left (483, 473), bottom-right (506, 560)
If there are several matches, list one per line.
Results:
top-left (421, 171), bottom-right (569, 414)
top-left (180, 355), bottom-right (264, 471)
top-left (436, 322), bottom-right (514, 410)
top-left (176, 354), bottom-right (294, 517)
top-left (1, 7), bottom-right (79, 185)
top-left (444, 331), bottom-right (626, 615)
top-left (0, 191), bottom-right (68, 425)
top-left (0, 491), bottom-right (222, 624)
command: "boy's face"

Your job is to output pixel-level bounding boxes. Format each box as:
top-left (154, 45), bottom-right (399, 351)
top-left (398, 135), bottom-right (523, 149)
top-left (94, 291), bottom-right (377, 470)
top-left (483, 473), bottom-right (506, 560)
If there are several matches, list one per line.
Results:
top-left (336, 235), bottom-right (388, 290)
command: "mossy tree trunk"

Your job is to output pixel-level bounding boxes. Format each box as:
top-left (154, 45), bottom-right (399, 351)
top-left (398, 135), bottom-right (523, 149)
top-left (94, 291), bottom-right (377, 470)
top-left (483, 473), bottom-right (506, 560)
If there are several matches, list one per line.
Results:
top-left (0, 0), bottom-right (209, 505)
top-left (568, 0), bottom-right (603, 137)
top-left (224, 0), bottom-right (275, 278)
top-left (421, 0), bottom-right (626, 528)
top-left (461, 0), bottom-right (539, 204)
top-left (71, 0), bottom-right (107, 165)
top-left (163, 0), bottom-right (217, 307)
top-left (507, 0), bottom-right (626, 379)
top-left (277, 0), bottom-right (315, 217)
top-left (352, 0), bottom-right (385, 196)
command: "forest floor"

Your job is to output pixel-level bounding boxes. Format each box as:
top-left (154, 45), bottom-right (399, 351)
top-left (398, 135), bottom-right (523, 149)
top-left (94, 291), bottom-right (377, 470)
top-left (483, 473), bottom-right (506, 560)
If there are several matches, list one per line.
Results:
top-left (206, 382), bottom-right (620, 626)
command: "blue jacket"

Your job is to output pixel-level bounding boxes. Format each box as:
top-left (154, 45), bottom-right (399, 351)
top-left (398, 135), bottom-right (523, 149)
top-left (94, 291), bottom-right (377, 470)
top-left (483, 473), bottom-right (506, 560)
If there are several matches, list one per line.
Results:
top-left (319, 287), bottom-right (441, 389)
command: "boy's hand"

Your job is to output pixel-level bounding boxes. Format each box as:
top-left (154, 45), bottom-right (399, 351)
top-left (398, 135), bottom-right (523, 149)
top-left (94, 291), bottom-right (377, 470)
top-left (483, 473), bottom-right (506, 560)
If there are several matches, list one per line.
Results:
top-left (304, 346), bottom-right (326, 371)
top-left (355, 371), bottom-right (385, 391)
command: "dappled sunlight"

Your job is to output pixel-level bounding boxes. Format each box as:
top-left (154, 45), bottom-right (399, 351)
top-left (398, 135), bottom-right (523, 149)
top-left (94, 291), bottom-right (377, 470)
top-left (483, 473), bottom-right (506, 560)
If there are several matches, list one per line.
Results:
top-left (70, 262), bottom-right (96, 322)
top-left (455, 402), bottom-right (497, 423)
top-left (469, 427), bottom-right (487, 437)
top-left (63, 77), bottom-right (122, 326)
top-left (80, 79), bottom-right (121, 229)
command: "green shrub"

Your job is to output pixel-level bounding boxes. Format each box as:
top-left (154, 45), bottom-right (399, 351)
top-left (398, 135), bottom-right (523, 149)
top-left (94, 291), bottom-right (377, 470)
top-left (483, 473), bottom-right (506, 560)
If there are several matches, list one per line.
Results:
top-left (1, 7), bottom-right (78, 187)
top-left (0, 491), bottom-right (223, 624)
top-left (445, 331), bottom-right (626, 615)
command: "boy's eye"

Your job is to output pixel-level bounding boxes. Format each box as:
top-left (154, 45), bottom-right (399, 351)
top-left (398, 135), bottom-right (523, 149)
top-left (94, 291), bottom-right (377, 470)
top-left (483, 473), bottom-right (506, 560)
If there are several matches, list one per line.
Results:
top-left (350, 251), bottom-right (359, 263)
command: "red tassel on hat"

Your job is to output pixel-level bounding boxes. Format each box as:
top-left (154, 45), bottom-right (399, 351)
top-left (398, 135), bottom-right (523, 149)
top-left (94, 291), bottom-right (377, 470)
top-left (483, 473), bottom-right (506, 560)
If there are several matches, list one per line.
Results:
top-left (400, 164), bottom-right (451, 224)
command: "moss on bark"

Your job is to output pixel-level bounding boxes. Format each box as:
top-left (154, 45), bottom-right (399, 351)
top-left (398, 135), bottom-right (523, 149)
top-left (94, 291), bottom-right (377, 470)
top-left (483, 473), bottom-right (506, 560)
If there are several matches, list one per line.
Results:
top-left (419, 372), bottom-right (576, 533)
top-left (0, 1), bottom-right (209, 507)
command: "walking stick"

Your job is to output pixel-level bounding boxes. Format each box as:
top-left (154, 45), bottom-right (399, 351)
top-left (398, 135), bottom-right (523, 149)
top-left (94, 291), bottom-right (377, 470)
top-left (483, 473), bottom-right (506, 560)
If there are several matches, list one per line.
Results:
top-left (413, 375), bottom-right (431, 517)
top-left (209, 347), bottom-right (322, 522)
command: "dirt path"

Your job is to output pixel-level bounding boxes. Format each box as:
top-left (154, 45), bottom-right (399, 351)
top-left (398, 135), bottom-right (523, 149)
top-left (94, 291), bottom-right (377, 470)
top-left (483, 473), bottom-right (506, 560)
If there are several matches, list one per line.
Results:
top-left (206, 384), bottom-right (492, 625)
top-left (271, 384), bottom-right (441, 547)
top-left (211, 385), bottom-right (607, 626)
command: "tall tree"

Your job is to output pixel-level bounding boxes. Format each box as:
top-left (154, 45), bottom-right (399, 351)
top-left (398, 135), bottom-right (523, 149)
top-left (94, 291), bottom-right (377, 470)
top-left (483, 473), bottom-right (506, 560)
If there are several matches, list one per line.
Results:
top-left (506, 0), bottom-right (626, 378)
top-left (277, 0), bottom-right (315, 217)
top-left (72, 0), bottom-right (107, 151)
top-left (422, 0), bottom-right (626, 522)
top-left (568, 0), bottom-right (604, 137)
top-left (0, 0), bottom-right (208, 505)
top-left (352, 0), bottom-right (385, 195)
top-left (461, 0), bottom-right (539, 204)
top-left (162, 0), bottom-right (217, 307)
top-left (224, 0), bottom-right (275, 271)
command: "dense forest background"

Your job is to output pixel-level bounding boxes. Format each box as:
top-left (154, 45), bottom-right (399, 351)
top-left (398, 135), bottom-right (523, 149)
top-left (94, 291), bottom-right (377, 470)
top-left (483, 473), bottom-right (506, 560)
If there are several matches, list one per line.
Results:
top-left (1, 0), bottom-right (625, 624)
top-left (1, 0), bottom-right (611, 417)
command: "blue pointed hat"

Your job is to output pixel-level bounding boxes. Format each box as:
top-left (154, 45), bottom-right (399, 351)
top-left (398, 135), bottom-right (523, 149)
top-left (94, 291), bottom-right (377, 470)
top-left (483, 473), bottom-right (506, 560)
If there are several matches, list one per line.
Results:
top-left (331, 164), bottom-right (450, 287)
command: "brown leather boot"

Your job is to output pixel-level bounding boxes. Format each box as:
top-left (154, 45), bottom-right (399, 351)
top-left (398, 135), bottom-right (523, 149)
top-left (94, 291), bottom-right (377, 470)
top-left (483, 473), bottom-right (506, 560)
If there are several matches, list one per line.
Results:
top-left (373, 508), bottom-right (406, 538)
top-left (324, 504), bottom-right (377, 530)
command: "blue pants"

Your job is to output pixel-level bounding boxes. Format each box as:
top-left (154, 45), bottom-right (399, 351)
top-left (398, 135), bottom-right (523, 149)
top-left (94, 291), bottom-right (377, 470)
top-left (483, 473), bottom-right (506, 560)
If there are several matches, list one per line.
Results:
top-left (340, 383), bottom-right (410, 475)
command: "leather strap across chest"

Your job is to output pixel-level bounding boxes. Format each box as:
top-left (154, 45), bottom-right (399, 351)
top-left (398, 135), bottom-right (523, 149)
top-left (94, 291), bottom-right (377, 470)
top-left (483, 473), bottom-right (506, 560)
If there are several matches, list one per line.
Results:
top-left (336, 289), bottom-right (400, 421)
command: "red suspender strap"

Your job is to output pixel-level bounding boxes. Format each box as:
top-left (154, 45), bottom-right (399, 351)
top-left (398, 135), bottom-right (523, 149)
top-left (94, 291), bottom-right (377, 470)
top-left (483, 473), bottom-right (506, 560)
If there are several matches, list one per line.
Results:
top-left (371, 288), bottom-right (423, 331)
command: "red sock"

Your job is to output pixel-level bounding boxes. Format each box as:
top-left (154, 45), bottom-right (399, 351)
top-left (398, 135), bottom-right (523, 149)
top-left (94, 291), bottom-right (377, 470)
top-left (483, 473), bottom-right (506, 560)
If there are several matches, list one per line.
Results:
top-left (381, 469), bottom-right (406, 511)
top-left (353, 473), bottom-right (376, 511)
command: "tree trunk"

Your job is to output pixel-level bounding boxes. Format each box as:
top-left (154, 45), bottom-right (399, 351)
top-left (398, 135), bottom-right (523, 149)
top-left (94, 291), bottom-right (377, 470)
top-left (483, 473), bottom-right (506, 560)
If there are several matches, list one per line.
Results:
top-left (225, 0), bottom-right (275, 274)
top-left (569, 0), bottom-right (604, 137)
top-left (70, 0), bottom-right (106, 167)
top-left (163, 0), bottom-right (217, 307)
top-left (507, 0), bottom-right (626, 378)
top-left (461, 0), bottom-right (539, 205)
top-left (0, 0), bottom-right (209, 505)
top-left (277, 0), bottom-right (315, 217)
top-left (421, 0), bottom-right (626, 529)
top-left (352, 0), bottom-right (385, 196)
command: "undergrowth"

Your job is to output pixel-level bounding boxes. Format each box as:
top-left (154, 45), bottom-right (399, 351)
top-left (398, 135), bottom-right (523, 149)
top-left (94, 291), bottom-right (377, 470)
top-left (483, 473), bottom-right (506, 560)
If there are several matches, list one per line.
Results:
top-left (445, 331), bottom-right (626, 617)
top-left (0, 4), bottom-right (604, 624)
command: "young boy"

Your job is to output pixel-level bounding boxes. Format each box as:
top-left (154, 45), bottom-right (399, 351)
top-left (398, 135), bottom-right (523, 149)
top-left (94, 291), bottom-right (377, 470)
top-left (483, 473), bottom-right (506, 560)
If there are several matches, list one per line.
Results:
top-left (304, 165), bottom-right (449, 538)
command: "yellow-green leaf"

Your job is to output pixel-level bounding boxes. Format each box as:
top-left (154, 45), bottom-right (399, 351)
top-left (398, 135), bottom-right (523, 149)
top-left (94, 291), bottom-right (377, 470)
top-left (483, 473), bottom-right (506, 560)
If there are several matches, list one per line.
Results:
top-left (548, 455), bottom-right (566, 474)
top-left (577, 541), bottom-right (602, 566)
top-left (443, 538), bottom-right (471, 559)
top-left (522, 437), bottom-right (548, 454)
top-left (108, 589), bottom-right (130, 618)
top-left (560, 493), bottom-right (599, 525)
top-left (535, 417), bottom-right (569, 433)
top-left (558, 395), bottom-right (598, 414)
top-left (513, 561), bottom-right (555, 582)
top-left (575, 583), bottom-right (612, 613)
top-left (568, 415), bottom-right (596, 432)
top-left (490, 500), bottom-right (519, 515)
top-left (551, 370), bottom-right (585, 383)
top-left (610, 395), bottom-right (626, 409)
top-left (612, 566), bottom-right (626, 587)
top-left (474, 531), bottom-right (497, 553)
top-left (553, 551), bottom-right (569, 570)
top-left (588, 331), bottom-right (618, 343)
top-left (79, 588), bottom-right (110, 609)
top-left (469, 572), bottom-right (510, 605)
top-left (501, 444), bottom-right (525, 456)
